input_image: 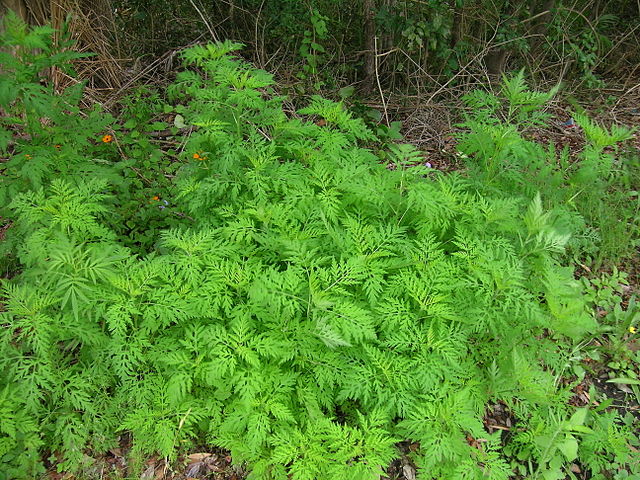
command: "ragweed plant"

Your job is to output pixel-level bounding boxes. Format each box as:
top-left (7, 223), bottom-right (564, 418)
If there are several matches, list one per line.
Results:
top-left (457, 71), bottom-right (636, 267)
top-left (0, 25), bottom-right (638, 480)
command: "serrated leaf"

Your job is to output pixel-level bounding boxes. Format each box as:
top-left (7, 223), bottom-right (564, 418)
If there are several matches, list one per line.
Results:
top-left (269, 402), bottom-right (295, 423)
top-left (315, 318), bottom-right (352, 348)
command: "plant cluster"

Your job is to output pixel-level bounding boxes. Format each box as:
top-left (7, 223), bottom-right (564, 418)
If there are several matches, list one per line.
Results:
top-left (1, 17), bottom-right (638, 480)
top-left (457, 71), bottom-right (638, 267)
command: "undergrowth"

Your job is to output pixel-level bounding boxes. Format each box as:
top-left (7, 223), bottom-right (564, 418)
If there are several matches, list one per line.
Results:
top-left (0, 14), bottom-right (638, 480)
top-left (457, 73), bottom-right (638, 268)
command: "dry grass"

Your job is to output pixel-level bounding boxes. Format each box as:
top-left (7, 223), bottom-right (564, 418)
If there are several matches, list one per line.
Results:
top-left (20, 0), bottom-right (128, 106)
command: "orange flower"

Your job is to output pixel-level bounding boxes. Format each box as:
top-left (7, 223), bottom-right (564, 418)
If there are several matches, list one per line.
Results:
top-left (102, 134), bottom-right (113, 143)
top-left (24, 154), bottom-right (32, 159)
top-left (152, 195), bottom-right (160, 201)
top-left (193, 153), bottom-right (201, 159)
top-left (54, 144), bottom-right (61, 150)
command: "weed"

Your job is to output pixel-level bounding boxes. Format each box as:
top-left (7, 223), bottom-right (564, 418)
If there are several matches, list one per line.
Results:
top-left (0, 18), bottom-right (638, 480)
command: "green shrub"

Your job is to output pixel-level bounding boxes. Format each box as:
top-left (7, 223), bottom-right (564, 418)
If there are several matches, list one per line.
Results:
top-left (0, 11), bottom-right (181, 267)
top-left (457, 71), bottom-right (636, 267)
top-left (0, 21), bottom-right (637, 480)
top-left (0, 12), bottom-right (116, 215)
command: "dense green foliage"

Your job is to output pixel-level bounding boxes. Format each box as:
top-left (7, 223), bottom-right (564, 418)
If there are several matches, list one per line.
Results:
top-left (112, 0), bottom-right (640, 91)
top-left (456, 71), bottom-right (638, 267)
top-left (1, 17), bottom-right (638, 480)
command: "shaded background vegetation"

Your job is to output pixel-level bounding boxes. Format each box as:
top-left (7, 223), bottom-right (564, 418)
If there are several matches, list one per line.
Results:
top-left (2, 0), bottom-right (640, 95)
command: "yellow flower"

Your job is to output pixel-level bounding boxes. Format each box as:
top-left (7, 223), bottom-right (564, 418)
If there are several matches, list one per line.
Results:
top-left (102, 134), bottom-right (113, 143)
top-left (630, 326), bottom-right (637, 334)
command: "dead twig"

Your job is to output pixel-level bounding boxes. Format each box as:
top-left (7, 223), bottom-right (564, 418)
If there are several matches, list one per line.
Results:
top-left (188, 0), bottom-right (219, 43)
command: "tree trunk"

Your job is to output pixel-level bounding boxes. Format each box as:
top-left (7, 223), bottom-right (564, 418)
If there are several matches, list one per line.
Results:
top-left (450, 0), bottom-right (463, 48)
top-left (362, 0), bottom-right (376, 90)
top-left (381, 0), bottom-right (395, 51)
top-left (528, 0), bottom-right (555, 51)
top-left (1, 0), bottom-right (30, 22)
top-left (483, 0), bottom-right (517, 80)
top-left (485, 48), bottom-right (508, 77)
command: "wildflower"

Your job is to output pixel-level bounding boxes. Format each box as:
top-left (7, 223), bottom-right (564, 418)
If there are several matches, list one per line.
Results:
top-left (24, 154), bottom-right (32, 159)
top-left (54, 144), bottom-right (61, 150)
top-left (193, 153), bottom-right (201, 160)
top-left (102, 134), bottom-right (113, 143)
top-left (630, 326), bottom-right (637, 334)
top-left (152, 195), bottom-right (160, 201)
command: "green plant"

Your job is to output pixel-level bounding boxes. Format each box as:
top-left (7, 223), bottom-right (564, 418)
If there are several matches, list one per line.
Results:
top-left (581, 267), bottom-right (628, 312)
top-left (548, 11), bottom-right (618, 89)
top-left (297, 8), bottom-right (330, 90)
top-left (2, 6), bottom-right (640, 474)
top-left (457, 71), bottom-right (636, 267)
top-left (1, 36), bottom-right (638, 480)
top-left (109, 86), bottom-right (183, 253)
top-left (0, 10), bottom-right (119, 273)
top-left (0, 12), bottom-right (183, 266)
top-left (582, 271), bottom-right (640, 394)
top-left (0, 11), bottom-right (118, 200)
top-left (506, 403), bottom-right (639, 480)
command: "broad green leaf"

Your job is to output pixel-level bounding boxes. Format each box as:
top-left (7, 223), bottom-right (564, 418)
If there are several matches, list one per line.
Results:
top-left (174, 114), bottom-right (186, 128)
top-left (557, 437), bottom-right (579, 462)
